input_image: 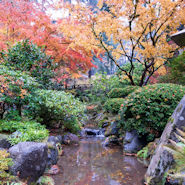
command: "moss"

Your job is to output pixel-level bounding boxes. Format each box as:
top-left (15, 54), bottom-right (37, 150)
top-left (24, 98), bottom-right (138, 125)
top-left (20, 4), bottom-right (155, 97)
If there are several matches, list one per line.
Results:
top-left (47, 143), bottom-right (55, 150)
top-left (168, 116), bottom-right (174, 123)
top-left (176, 104), bottom-right (183, 113)
top-left (56, 143), bottom-right (63, 156)
top-left (37, 176), bottom-right (54, 185)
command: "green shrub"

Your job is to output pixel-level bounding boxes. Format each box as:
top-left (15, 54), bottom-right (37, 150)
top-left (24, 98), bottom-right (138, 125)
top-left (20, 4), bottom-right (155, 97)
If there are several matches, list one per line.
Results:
top-left (0, 65), bottom-right (39, 117)
top-left (0, 120), bottom-right (49, 145)
top-left (104, 98), bottom-right (125, 113)
top-left (119, 83), bottom-right (185, 141)
top-left (0, 150), bottom-right (13, 182)
top-left (0, 65), bottom-right (39, 93)
top-left (108, 86), bottom-right (139, 98)
top-left (159, 51), bottom-right (185, 85)
top-left (3, 109), bottom-right (22, 121)
top-left (90, 73), bottom-right (123, 103)
top-left (27, 89), bottom-right (85, 133)
top-left (1, 40), bottom-right (55, 89)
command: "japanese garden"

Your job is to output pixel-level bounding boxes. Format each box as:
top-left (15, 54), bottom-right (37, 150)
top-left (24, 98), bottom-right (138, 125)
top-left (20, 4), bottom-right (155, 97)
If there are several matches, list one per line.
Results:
top-left (0, 0), bottom-right (185, 185)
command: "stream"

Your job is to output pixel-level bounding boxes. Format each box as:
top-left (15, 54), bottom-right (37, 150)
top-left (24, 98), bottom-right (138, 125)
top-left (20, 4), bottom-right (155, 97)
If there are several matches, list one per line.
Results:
top-left (52, 131), bottom-right (146, 185)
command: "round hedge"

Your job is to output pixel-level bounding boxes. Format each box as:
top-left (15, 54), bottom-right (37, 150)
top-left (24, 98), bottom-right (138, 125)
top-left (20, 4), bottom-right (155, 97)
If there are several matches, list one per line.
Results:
top-left (119, 83), bottom-right (185, 141)
top-left (108, 86), bottom-right (139, 98)
top-left (104, 98), bottom-right (125, 113)
top-left (27, 89), bottom-right (85, 133)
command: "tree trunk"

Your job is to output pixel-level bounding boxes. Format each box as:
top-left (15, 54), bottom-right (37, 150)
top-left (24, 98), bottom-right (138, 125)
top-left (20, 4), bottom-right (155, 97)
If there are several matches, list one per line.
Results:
top-left (0, 102), bottom-right (6, 119)
top-left (17, 103), bottom-right (22, 117)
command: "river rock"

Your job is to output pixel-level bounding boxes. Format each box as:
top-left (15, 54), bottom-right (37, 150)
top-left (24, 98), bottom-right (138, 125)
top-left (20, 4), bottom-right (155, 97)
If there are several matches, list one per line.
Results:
top-left (47, 136), bottom-right (61, 167)
top-left (62, 133), bottom-right (79, 145)
top-left (102, 122), bottom-right (109, 128)
top-left (105, 121), bottom-right (119, 137)
top-left (0, 134), bottom-right (11, 149)
top-left (145, 95), bottom-right (185, 185)
top-left (9, 142), bottom-right (48, 184)
top-left (47, 143), bottom-right (58, 167)
top-left (166, 177), bottom-right (185, 185)
top-left (48, 135), bottom-right (63, 145)
top-left (103, 135), bottom-right (121, 147)
top-left (123, 130), bottom-right (144, 153)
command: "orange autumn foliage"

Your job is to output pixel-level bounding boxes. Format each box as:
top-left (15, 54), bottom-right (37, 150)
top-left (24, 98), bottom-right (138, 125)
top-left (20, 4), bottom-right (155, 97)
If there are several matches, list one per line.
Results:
top-left (59, 0), bottom-right (185, 86)
top-left (0, 0), bottom-right (95, 75)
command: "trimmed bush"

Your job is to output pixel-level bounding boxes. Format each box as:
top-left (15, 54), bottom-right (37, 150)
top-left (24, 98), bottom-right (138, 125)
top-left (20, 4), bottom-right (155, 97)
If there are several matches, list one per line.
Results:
top-left (119, 83), bottom-right (185, 141)
top-left (0, 120), bottom-right (49, 145)
top-left (108, 86), bottom-right (139, 98)
top-left (27, 89), bottom-right (85, 133)
top-left (104, 98), bottom-right (125, 113)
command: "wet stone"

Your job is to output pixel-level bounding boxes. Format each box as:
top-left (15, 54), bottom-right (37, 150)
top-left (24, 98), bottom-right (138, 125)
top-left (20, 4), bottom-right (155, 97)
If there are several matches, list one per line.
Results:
top-left (123, 130), bottom-right (145, 153)
top-left (9, 142), bottom-right (48, 184)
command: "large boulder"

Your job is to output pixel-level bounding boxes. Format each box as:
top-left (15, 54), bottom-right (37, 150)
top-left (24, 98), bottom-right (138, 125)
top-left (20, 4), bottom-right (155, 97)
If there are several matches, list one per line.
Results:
top-left (123, 130), bottom-right (145, 153)
top-left (145, 95), bottom-right (185, 185)
top-left (9, 142), bottom-right (48, 184)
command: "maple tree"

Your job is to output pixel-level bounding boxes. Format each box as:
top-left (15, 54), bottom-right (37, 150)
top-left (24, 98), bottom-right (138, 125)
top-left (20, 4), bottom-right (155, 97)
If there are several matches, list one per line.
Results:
top-left (0, 0), bottom-right (95, 78)
top-left (59, 0), bottom-right (185, 86)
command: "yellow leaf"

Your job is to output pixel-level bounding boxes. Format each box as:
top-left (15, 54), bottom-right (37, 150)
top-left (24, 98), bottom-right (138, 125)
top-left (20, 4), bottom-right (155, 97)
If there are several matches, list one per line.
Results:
top-left (71, 73), bottom-right (82, 79)
top-left (97, 0), bottom-right (104, 8)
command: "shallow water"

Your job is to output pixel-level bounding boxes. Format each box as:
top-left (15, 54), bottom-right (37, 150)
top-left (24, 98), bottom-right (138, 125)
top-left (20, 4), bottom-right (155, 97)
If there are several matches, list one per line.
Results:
top-left (53, 137), bottom-right (146, 185)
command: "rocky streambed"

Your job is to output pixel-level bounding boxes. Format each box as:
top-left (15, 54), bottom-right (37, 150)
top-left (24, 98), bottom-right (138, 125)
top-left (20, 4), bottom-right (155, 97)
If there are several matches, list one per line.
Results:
top-left (0, 127), bottom-right (147, 184)
top-left (52, 128), bottom-right (147, 185)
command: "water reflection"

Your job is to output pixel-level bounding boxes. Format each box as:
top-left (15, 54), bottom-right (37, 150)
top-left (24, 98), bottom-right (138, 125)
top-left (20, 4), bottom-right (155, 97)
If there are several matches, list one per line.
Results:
top-left (53, 138), bottom-right (146, 185)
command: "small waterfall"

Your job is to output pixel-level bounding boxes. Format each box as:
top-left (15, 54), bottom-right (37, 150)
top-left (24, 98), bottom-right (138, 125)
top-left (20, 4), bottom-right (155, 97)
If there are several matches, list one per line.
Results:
top-left (96, 129), bottom-right (105, 138)
top-left (81, 128), bottom-right (105, 138)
